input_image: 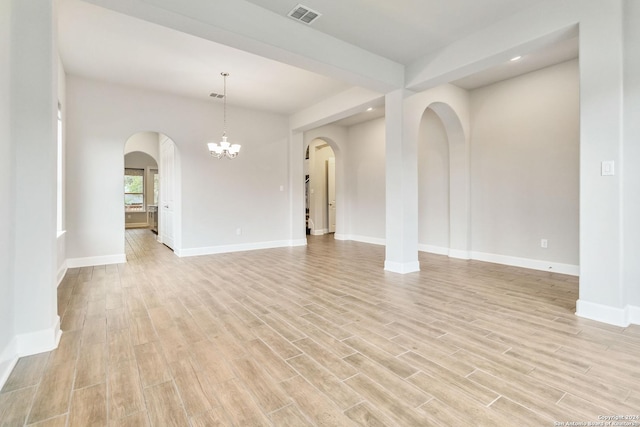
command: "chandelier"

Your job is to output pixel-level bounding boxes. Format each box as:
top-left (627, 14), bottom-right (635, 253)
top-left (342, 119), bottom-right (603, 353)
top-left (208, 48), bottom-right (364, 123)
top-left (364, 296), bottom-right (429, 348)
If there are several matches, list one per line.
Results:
top-left (208, 72), bottom-right (241, 159)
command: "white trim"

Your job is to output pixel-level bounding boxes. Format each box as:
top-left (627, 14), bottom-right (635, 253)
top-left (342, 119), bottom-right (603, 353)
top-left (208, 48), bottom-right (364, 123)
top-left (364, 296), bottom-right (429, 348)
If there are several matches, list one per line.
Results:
top-left (57, 261), bottom-right (68, 288)
top-left (311, 228), bottom-right (328, 236)
top-left (291, 239), bottom-right (307, 247)
top-left (345, 238), bottom-right (578, 275)
top-left (448, 249), bottom-right (472, 260)
top-left (576, 300), bottom-right (629, 327)
top-left (344, 234), bottom-right (386, 246)
top-left (471, 251), bottom-right (579, 276)
top-left (628, 305), bottom-right (640, 326)
top-left (419, 244), bottom-right (471, 259)
top-left (0, 337), bottom-right (18, 391)
top-left (0, 316), bottom-right (64, 389)
top-left (66, 254), bottom-right (127, 268)
top-left (16, 316), bottom-right (62, 356)
top-left (418, 244), bottom-right (449, 256)
top-left (333, 233), bottom-right (348, 241)
top-left (384, 260), bottom-right (421, 274)
top-left (177, 240), bottom-right (305, 258)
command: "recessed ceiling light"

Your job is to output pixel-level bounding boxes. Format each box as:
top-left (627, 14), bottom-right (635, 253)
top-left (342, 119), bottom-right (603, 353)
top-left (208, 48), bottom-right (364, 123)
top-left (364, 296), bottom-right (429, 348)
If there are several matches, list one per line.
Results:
top-left (510, 56), bottom-right (522, 62)
top-left (366, 107), bottom-right (374, 112)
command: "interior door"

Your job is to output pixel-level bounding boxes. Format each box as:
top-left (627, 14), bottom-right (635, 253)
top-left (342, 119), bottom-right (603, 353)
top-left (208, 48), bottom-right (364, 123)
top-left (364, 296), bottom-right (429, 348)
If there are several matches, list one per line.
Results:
top-left (327, 157), bottom-right (336, 233)
top-left (160, 138), bottom-right (175, 250)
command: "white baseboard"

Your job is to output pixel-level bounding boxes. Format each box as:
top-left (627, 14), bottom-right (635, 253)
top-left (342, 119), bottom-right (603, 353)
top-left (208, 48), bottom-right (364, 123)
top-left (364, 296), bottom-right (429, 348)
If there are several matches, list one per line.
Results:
top-left (471, 251), bottom-right (579, 276)
top-left (66, 254), bottom-right (127, 268)
top-left (418, 244), bottom-right (449, 256)
top-left (57, 261), bottom-right (68, 288)
top-left (576, 300), bottom-right (640, 327)
top-left (178, 240), bottom-right (304, 257)
top-left (384, 260), bottom-right (421, 274)
top-left (418, 244), bottom-right (471, 260)
top-left (0, 337), bottom-right (18, 391)
top-left (311, 228), bottom-right (328, 236)
top-left (628, 305), bottom-right (640, 326)
top-left (346, 238), bottom-right (578, 276)
top-left (291, 239), bottom-right (307, 247)
top-left (1, 317), bottom-right (62, 390)
top-left (16, 316), bottom-right (62, 356)
top-left (448, 249), bottom-right (472, 260)
top-left (344, 235), bottom-right (386, 246)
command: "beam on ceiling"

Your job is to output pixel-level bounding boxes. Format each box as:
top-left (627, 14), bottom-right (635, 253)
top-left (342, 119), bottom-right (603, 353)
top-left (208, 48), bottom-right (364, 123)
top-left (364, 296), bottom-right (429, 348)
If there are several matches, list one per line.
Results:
top-left (82, 0), bottom-right (405, 93)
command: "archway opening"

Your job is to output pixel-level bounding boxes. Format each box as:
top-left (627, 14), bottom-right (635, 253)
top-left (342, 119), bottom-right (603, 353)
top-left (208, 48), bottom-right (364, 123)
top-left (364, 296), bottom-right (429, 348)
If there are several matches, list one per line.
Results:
top-left (124, 131), bottom-right (178, 253)
top-left (413, 99), bottom-right (469, 259)
top-left (418, 107), bottom-right (451, 255)
top-left (305, 139), bottom-right (337, 237)
top-left (124, 151), bottom-right (158, 231)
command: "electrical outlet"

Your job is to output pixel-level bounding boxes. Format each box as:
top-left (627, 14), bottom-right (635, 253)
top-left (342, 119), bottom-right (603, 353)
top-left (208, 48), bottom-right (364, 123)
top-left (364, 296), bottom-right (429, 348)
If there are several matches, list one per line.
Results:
top-left (236, 228), bottom-right (242, 236)
top-left (541, 239), bottom-right (548, 248)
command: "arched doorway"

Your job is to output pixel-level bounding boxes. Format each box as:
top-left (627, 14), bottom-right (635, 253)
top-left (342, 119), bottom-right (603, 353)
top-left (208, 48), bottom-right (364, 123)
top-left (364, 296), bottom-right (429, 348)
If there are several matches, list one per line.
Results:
top-left (418, 107), bottom-right (450, 255)
top-left (124, 131), bottom-right (179, 252)
top-left (305, 139), bottom-right (337, 236)
top-left (405, 91), bottom-right (470, 260)
top-left (124, 151), bottom-right (158, 230)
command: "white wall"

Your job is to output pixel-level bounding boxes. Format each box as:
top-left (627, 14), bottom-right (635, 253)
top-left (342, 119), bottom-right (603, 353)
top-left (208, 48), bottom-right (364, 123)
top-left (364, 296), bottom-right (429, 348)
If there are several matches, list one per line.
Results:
top-left (345, 117), bottom-right (386, 243)
top-left (418, 108), bottom-right (450, 252)
top-left (124, 131), bottom-right (160, 165)
top-left (124, 151), bottom-right (157, 170)
top-left (66, 76), bottom-right (290, 263)
top-left (341, 62), bottom-right (579, 270)
top-left (0, 0), bottom-right (16, 385)
top-left (469, 59), bottom-right (580, 269)
top-left (623, 0), bottom-right (640, 308)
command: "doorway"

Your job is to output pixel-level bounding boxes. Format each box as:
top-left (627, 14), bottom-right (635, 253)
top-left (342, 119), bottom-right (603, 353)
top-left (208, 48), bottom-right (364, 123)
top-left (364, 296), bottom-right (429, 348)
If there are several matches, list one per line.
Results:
top-left (305, 139), bottom-right (336, 236)
top-left (124, 152), bottom-right (158, 229)
top-left (417, 107), bottom-right (450, 254)
top-left (123, 131), bottom-right (178, 251)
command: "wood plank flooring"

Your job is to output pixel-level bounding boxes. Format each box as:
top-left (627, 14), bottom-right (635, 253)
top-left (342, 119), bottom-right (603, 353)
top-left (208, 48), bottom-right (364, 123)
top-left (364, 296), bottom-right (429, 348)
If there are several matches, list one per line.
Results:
top-left (2, 229), bottom-right (640, 426)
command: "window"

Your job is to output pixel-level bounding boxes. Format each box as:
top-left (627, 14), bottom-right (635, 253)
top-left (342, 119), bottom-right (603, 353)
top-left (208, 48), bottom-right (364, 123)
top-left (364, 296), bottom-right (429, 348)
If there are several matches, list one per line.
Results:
top-left (124, 168), bottom-right (144, 211)
top-left (151, 169), bottom-right (159, 205)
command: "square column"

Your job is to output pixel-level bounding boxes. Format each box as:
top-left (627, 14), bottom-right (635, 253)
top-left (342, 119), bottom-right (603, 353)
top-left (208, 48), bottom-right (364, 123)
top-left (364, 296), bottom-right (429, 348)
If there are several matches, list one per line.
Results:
top-left (384, 90), bottom-right (420, 273)
top-left (11, 0), bottom-right (60, 354)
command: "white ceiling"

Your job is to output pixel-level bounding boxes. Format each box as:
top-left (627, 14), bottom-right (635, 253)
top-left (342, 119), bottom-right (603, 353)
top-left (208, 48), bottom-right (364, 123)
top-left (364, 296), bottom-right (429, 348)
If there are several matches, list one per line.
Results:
top-left (243, 0), bottom-right (550, 65)
top-left (57, 0), bottom-right (578, 125)
top-left (57, 0), bottom-right (351, 115)
top-left (452, 36), bottom-right (578, 90)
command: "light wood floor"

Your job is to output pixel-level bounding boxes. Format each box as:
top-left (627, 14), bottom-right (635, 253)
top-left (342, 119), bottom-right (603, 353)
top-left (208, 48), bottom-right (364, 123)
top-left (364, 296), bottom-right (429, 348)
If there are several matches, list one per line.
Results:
top-left (2, 229), bottom-right (639, 426)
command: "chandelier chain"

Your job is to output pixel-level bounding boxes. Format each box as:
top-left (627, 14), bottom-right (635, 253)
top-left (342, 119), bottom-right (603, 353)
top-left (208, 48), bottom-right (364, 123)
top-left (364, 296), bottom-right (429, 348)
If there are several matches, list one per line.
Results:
top-left (222, 72), bottom-right (227, 135)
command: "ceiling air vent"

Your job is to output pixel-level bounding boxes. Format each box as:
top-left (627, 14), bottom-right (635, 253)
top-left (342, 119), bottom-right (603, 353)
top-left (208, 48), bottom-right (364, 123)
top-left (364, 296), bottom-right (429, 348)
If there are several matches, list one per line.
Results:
top-left (209, 92), bottom-right (224, 99)
top-left (288, 4), bottom-right (321, 25)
